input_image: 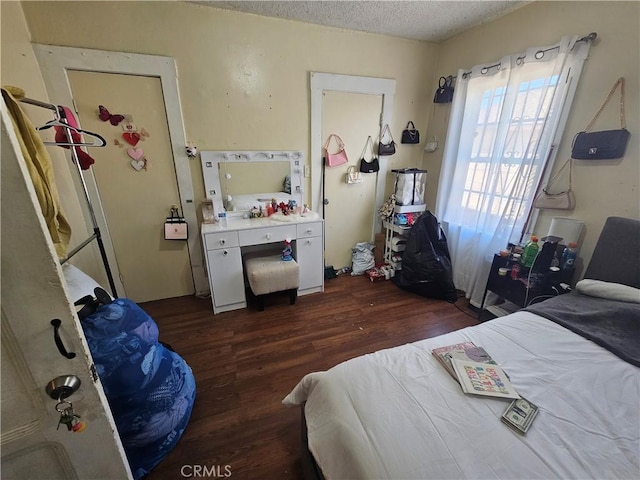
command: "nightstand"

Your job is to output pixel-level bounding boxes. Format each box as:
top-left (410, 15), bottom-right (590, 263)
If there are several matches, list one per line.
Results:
top-left (478, 254), bottom-right (573, 320)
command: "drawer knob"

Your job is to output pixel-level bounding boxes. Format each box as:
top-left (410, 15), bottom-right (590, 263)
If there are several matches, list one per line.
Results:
top-left (266, 233), bottom-right (272, 240)
top-left (222, 250), bottom-right (228, 256)
top-left (219, 239), bottom-right (226, 245)
top-left (306, 229), bottom-right (312, 234)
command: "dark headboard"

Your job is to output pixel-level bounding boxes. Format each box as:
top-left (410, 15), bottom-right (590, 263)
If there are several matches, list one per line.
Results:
top-left (583, 217), bottom-right (640, 288)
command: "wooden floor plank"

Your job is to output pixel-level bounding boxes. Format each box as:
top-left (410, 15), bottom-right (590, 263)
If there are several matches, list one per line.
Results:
top-left (141, 274), bottom-right (478, 479)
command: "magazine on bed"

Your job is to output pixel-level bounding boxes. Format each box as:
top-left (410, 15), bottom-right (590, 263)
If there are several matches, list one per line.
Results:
top-left (451, 359), bottom-right (520, 399)
top-left (431, 342), bottom-right (497, 381)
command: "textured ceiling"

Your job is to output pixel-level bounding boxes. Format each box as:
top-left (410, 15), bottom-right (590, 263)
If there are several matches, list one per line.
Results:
top-left (192, 1), bottom-right (529, 42)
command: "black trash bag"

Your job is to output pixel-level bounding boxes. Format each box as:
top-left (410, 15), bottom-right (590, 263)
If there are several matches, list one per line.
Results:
top-left (392, 211), bottom-right (458, 302)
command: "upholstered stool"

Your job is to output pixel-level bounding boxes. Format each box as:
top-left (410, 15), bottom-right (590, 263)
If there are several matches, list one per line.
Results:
top-left (245, 255), bottom-right (299, 311)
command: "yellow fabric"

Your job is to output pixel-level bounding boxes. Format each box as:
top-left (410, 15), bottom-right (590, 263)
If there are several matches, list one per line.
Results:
top-left (2, 86), bottom-right (71, 258)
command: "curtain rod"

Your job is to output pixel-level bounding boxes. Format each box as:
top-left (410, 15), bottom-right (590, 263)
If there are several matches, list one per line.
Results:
top-left (443, 32), bottom-right (598, 82)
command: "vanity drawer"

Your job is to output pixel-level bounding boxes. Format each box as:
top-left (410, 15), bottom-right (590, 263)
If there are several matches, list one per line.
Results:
top-left (239, 225), bottom-right (297, 246)
top-left (204, 231), bottom-right (240, 250)
top-left (297, 221), bottom-right (323, 239)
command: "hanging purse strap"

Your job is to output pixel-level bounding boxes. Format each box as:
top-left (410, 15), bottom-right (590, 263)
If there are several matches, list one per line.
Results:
top-left (583, 77), bottom-right (626, 132)
top-left (324, 134), bottom-right (345, 152)
top-left (406, 121), bottom-right (416, 131)
top-left (381, 124), bottom-right (394, 143)
top-left (359, 136), bottom-right (376, 162)
top-left (543, 158), bottom-right (572, 194)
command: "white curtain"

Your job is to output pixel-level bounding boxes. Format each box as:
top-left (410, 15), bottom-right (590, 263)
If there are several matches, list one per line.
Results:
top-left (435, 36), bottom-right (591, 306)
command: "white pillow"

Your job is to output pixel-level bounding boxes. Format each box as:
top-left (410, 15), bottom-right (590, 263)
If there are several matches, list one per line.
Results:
top-left (61, 263), bottom-right (106, 302)
top-left (576, 279), bottom-right (640, 304)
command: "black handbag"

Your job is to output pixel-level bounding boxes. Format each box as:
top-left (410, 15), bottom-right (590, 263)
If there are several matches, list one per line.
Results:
top-left (433, 76), bottom-right (454, 104)
top-left (359, 136), bottom-right (379, 173)
top-left (401, 121), bottom-right (420, 144)
top-left (378, 124), bottom-right (396, 156)
top-left (571, 77), bottom-right (630, 160)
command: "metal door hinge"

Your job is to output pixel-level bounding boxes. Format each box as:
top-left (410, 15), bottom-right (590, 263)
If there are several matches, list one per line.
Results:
top-left (90, 364), bottom-right (98, 383)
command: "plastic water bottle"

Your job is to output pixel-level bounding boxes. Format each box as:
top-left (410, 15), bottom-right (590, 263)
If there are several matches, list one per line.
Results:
top-left (521, 236), bottom-right (539, 268)
top-left (561, 242), bottom-right (578, 270)
top-left (217, 211), bottom-right (227, 228)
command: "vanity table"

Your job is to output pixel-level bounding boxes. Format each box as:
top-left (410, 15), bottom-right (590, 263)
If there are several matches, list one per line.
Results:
top-left (200, 151), bottom-right (325, 314)
top-left (201, 215), bottom-right (324, 314)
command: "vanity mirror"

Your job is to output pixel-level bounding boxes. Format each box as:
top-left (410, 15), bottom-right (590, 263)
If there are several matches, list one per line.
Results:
top-left (201, 151), bottom-right (304, 218)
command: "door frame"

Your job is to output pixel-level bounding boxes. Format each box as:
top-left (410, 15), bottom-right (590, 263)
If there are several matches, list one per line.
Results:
top-left (33, 44), bottom-right (208, 296)
top-left (310, 72), bottom-right (396, 238)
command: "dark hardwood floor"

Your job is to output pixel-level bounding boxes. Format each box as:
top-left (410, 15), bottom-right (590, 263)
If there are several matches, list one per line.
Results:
top-left (140, 274), bottom-right (479, 480)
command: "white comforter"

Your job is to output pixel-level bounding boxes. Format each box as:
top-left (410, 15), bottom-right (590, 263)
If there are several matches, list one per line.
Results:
top-left (283, 312), bottom-right (640, 479)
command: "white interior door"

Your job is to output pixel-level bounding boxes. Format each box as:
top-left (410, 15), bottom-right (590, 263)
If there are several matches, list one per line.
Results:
top-left (322, 91), bottom-right (382, 269)
top-left (66, 70), bottom-right (193, 303)
top-left (33, 44), bottom-right (209, 300)
top-left (1, 104), bottom-right (131, 479)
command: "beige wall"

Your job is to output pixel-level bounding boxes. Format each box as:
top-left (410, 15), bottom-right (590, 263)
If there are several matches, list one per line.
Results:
top-left (0, 1), bottom-right (107, 282)
top-left (20, 0), bottom-right (436, 206)
top-left (5, 0), bottom-right (639, 289)
top-left (425, 1), bottom-right (640, 277)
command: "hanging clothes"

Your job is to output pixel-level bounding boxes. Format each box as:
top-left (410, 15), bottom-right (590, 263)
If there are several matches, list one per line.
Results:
top-left (54, 105), bottom-right (96, 170)
top-left (2, 85), bottom-right (71, 258)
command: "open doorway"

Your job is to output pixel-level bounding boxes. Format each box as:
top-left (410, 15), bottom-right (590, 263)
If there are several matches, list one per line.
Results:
top-left (310, 72), bottom-right (396, 269)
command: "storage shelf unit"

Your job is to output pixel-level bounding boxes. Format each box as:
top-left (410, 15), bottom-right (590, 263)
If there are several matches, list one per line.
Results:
top-left (383, 204), bottom-right (426, 270)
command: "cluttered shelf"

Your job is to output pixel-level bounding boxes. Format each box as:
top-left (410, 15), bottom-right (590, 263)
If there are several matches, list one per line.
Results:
top-left (383, 204), bottom-right (427, 271)
top-left (479, 236), bottom-right (577, 320)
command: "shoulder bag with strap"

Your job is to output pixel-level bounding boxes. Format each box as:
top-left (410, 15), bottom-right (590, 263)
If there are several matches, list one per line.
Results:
top-left (359, 136), bottom-right (379, 173)
top-left (533, 158), bottom-right (575, 210)
top-left (378, 124), bottom-right (396, 156)
top-left (323, 134), bottom-right (349, 167)
top-left (571, 77), bottom-right (630, 160)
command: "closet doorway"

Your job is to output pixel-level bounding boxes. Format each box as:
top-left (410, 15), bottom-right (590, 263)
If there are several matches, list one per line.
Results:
top-left (35, 44), bottom-right (208, 302)
top-left (67, 71), bottom-right (193, 302)
top-left (310, 72), bottom-right (396, 271)
top-left (322, 91), bottom-right (382, 269)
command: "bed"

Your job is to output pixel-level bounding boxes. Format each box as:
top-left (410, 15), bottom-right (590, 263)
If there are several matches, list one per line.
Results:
top-left (283, 216), bottom-right (640, 480)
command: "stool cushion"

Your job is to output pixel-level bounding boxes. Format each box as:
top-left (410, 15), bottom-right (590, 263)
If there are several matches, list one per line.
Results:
top-left (245, 255), bottom-right (299, 296)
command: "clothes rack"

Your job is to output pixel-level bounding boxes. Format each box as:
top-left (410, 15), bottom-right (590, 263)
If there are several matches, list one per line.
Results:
top-left (20, 96), bottom-right (118, 298)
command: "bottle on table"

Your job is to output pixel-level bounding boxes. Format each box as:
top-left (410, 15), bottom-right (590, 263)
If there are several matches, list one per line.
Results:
top-left (521, 236), bottom-right (539, 268)
top-left (217, 211), bottom-right (228, 228)
top-left (510, 262), bottom-right (520, 280)
top-left (561, 242), bottom-right (578, 270)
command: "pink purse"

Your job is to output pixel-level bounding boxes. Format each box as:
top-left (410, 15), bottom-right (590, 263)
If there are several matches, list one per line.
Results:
top-left (323, 134), bottom-right (349, 167)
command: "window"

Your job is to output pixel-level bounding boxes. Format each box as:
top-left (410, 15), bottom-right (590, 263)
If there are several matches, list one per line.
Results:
top-left (461, 75), bottom-right (559, 220)
top-left (436, 36), bottom-right (591, 306)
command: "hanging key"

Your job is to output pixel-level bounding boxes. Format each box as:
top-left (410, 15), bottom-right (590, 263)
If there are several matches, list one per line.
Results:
top-left (55, 400), bottom-right (83, 432)
top-left (58, 411), bottom-right (76, 431)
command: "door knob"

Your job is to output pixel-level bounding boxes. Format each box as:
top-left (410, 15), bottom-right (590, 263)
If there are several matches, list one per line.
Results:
top-left (46, 375), bottom-right (81, 400)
